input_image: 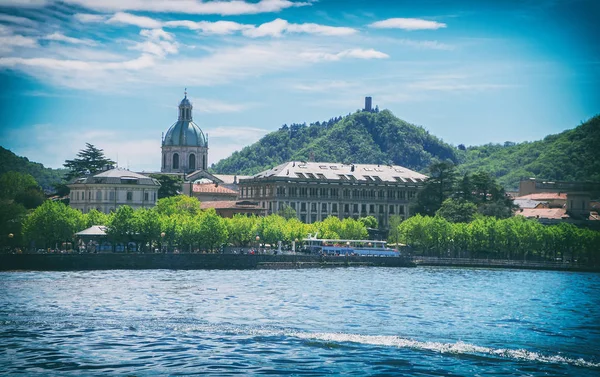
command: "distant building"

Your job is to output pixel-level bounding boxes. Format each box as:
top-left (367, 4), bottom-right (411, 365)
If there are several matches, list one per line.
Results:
top-left (515, 178), bottom-right (600, 225)
top-left (200, 200), bottom-right (266, 218)
top-left (161, 90), bottom-right (208, 174)
top-left (364, 96), bottom-right (372, 111)
top-left (68, 169), bottom-right (160, 214)
top-left (238, 161), bottom-right (426, 227)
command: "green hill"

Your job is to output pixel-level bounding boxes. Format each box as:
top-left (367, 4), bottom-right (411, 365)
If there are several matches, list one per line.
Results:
top-left (0, 146), bottom-right (68, 192)
top-left (457, 115), bottom-right (600, 190)
top-left (212, 109), bottom-right (457, 175)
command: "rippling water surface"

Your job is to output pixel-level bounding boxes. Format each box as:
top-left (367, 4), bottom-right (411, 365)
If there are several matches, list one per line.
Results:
top-left (1, 267), bottom-right (599, 376)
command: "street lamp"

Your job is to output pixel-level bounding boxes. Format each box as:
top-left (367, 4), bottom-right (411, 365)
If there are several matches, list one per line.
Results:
top-left (255, 235), bottom-right (260, 254)
top-left (294, 238), bottom-right (299, 253)
top-left (161, 232), bottom-right (166, 253)
top-left (7, 233), bottom-right (13, 253)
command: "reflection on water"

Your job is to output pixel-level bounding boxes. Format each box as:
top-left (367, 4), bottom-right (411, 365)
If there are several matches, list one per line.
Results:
top-left (1, 267), bottom-right (599, 376)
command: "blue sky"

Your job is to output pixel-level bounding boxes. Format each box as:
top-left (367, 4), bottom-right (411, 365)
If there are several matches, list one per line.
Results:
top-left (0, 0), bottom-right (598, 172)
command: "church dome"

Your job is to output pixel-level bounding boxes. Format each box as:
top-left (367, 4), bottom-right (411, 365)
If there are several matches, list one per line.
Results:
top-left (162, 92), bottom-right (208, 147)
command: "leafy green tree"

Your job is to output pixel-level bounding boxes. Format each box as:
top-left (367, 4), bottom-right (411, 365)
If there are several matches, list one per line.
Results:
top-left (22, 201), bottom-right (84, 249)
top-left (107, 205), bottom-right (136, 251)
top-left (358, 215), bottom-right (378, 229)
top-left (0, 172), bottom-right (39, 199)
top-left (84, 209), bottom-right (110, 227)
top-left (133, 208), bottom-right (162, 252)
top-left (0, 200), bottom-right (27, 252)
top-left (64, 143), bottom-right (115, 180)
top-left (150, 174), bottom-right (183, 199)
top-left (277, 204), bottom-right (297, 220)
top-left (436, 198), bottom-right (477, 223)
top-left (413, 161), bottom-right (457, 216)
top-left (155, 195), bottom-right (200, 216)
top-left (339, 218), bottom-right (368, 240)
top-left (198, 209), bottom-right (228, 252)
top-left (226, 214), bottom-right (258, 247)
top-left (316, 216), bottom-right (343, 239)
top-left (387, 215), bottom-right (403, 246)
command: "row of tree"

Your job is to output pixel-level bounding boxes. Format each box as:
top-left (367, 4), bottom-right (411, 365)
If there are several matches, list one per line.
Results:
top-left (15, 196), bottom-right (372, 253)
top-left (397, 214), bottom-right (600, 264)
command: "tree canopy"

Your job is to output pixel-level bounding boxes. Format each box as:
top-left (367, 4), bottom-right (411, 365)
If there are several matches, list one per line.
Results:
top-left (64, 143), bottom-right (115, 180)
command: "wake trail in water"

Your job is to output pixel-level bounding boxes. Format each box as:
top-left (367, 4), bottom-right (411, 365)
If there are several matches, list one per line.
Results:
top-left (286, 331), bottom-right (600, 369)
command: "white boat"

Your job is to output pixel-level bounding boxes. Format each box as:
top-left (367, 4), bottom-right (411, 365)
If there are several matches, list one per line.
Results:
top-left (302, 235), bottom-right (400, 257)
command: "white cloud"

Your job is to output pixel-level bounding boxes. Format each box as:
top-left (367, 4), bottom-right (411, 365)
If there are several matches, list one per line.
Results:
top-left (42, 32), bottom-right (97, 46)
top-left (396, 39), bottom-right (453, 50)
top-left (242, 18), bottom-right (357, 38)
top-left (130, 29), bottom-right (178, 57)
top-left (61, 0), bottom-right (310, 15)
top-left (0, 0), bottom-right (47, 6)
top-left (300, 48), bottom-right (389, 62)
top-left (74, 13), bottom-right (108, 23)
top-left (0, 14), bottom-right (37, 26)
top-left (369, 18), bottom-right (447, 30)
top-left (164, 20), bottom-right (252, 35)
top-left (0, 25), bottom-right (38, 53)
top-left (107, 11), bottom-right (163, 29)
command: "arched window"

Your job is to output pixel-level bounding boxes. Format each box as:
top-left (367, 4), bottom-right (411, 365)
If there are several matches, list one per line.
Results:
top-left (163, 153), bottom-right (166, 168)
top-left (189, 154), bottom-right (196, 171)
top-left (202, 155), bottom-right (206, 169)
top-left (173, 153), bottom-right (179, 169)
top-left (96, 190), bottom-right (102, 201)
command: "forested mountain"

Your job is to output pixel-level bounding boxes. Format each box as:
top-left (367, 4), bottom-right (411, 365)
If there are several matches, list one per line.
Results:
top-left (213, 110), bottom-right (599, 191)
top-left (457, 115), bottom-right (600, 190)
top-left (0, 146), bottom-right (67, 192)
top-left (212, 110), bottom-right (457, 175)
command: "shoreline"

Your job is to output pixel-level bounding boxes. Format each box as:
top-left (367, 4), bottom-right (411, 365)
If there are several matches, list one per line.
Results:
top-left (1, 253), bottom-right (598, 272)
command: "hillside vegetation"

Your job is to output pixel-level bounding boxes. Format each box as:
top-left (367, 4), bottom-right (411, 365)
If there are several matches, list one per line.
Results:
top-left (457, 115), bottom-right (600, 189)
top-left (213, 110), bottom-right (599, 191)
top-left (0, 147), bottom-right (67, 192)
top-left (212, 110), bottom-right (457, 175)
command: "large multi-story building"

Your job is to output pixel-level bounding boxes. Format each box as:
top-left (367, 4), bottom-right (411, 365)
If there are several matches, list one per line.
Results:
top-left (238, 161), bottom-right (427, 227)
top-left (68, 169), bottom-right (160, 214)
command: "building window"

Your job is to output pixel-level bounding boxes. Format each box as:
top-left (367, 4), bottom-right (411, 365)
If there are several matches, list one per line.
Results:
top-left (301, 214), bottom-right (307, 223)
top-left (322, 203), bottom-right (327, 212)
top-left (332, 203), bottom-right (338, 212)
top-left (344, 204), bottom-right (349, 213)
top-left (189, 154), bottom-right (196, 171)
top-left (389, 205), bottom-right (395, 214)
top-left (353, 204), bottom-right (358, 213)
top-left (361, 204), bottom-right (367, 213)
top-left (202, 155), bottom-right (206, 170)
top-left (127, 191), bottom-right (133, 201)
top-left (369, 204), bottom-right (375, 213)
top-left (301, 202), bottom-right (306, 212)
top-left (173, 153), bottom-right (179, 169)
top-left (399, 205), bottom-right (405, 214)
top-left (96, 190), bottom-right (102, 201)
top-left (144, 192), bottom-right (149, 201)
top-left (163, 153), bottom-right (166, 169)
top-left (153, 193), bottom-right (156, 201)
top-left (290, 202), bottom-right (296, 210)
top-left (311, 203), bottom-right (317, 211)
top-left (311, 214), bottom-right (317, 223)
top-left (109, 191), bottom-right (115, 200)
top-left (379, 204), bottom-right (384, 213)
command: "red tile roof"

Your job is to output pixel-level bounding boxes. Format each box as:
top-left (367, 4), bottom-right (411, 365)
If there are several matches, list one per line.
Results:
top-left (517, 208), bottom-right (569, 220)
top-left (193, 183), bottom-right (237, 195)
top-left (518, 193), bottom-right (567, 201)
top-left (200, 200), bottom-right (262, 210)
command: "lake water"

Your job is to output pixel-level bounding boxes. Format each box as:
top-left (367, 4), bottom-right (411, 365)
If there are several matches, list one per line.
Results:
top-left (1, 267), bottom-right (599, 376)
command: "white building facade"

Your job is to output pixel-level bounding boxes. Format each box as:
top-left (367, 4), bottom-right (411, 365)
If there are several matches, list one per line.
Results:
top-left (68, 169), bottom-right (161, 214)
top-left (239, 161), bottom-right (427, 227)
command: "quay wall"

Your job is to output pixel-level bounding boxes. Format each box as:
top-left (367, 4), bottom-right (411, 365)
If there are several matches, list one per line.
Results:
top-left (0, 253), bottom-right (415, 271)
top-left (412, 256), bottom-right (600, 272)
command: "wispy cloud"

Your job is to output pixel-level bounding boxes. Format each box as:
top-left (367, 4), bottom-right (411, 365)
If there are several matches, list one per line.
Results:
top-left (396, 39), bottom-right (453, 50)
top-left (0, 24), bottom-right (38, 53)
top-left (0, 13), bottom-right (37, 26)
top-left (369, 18), bottom-right (447, 30)
top-left (164, 20), bottom-right (252, 35)
top-left (42, 32), bottom-right (97, 46)
top-left (107, 11), bottom-right (163, 29)
top-left (0, 0), bottom-right (48, 7)
top-left (62, 0), bottom-right (311, 16)
top-left (129, 29), bottom-right (178, 57)
top-left (73, 13), bottom-right (108, 23)
top-left (299, 48), bottom-right (389, 61)
top-left (242, 18), bottom-right (357, 37)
